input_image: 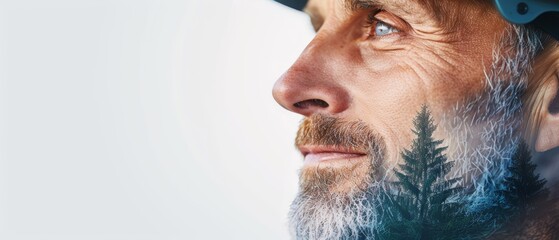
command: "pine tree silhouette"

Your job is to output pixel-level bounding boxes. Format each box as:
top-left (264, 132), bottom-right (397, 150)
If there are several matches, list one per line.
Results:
top-left (500, 140), bottom-right (549, 214)
top-left (486, 141), bottom-right (551, 238)
top-left (377, 105), bottom-right (478, 240)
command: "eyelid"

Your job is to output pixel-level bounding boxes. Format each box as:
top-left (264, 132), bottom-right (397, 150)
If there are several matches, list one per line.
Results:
top-left (365, 10), bottom-right (408, 36)
top-left (364, 10), bottom-right (381, 27)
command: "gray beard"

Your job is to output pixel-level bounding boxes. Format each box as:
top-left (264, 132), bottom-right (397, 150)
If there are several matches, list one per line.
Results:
top-left (289, 187), bottom-right (377, 240)
top-left (288, 25), bottom-right (545, 240)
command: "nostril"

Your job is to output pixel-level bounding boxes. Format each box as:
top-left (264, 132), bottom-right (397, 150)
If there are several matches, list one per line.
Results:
top-left (293, 99), bottom-right (329, 109)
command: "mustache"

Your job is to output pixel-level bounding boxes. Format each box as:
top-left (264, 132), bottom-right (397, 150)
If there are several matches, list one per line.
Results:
top-left (295, 114), bottom-right (386, 158)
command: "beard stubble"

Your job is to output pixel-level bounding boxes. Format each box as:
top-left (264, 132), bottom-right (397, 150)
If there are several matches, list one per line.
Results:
top-left (295, 114), bottom-right (387, 198)
top-left (288, 25), bottom-right (544, 240)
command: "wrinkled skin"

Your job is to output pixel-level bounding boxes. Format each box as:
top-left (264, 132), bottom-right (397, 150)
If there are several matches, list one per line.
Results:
top-left (272, 0), bottom-right (559, 239)
top-left (273, 0), bottom-right (510, 192)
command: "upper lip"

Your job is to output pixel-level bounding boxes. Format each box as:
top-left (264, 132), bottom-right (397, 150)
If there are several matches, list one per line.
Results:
top-left (297, 145), bottom-right (367, 157)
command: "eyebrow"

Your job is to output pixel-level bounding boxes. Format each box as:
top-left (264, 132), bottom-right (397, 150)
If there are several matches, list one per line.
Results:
top-left (304, 0), bottom-right (442, 30)
top-left (304, 0), bottom-right (426, 32)
top-left (345, 0), bottom-right (384, 10)
top-left (347, 0), bottom-right (417, 13)
top-left (307, 0), bottom-right (496, 36)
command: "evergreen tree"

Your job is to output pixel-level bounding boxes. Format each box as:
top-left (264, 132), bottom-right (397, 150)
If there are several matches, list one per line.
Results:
top-left (500, 140), bottom-right (549, 214)
top-left (376, 105), bottom-right (475, 240)
top-left (486, 141), bottom-right (550, 238)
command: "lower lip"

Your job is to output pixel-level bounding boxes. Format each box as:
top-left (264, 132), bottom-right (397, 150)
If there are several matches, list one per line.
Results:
top-left (304, 152), bottom-right (367, 164)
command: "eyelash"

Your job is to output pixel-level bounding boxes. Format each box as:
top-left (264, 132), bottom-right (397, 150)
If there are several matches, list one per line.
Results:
top-left (365, 10), bottom-right (382, 27)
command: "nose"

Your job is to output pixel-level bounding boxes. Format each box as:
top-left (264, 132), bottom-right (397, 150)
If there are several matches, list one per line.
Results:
top-left (272, 37), bottom-right (351, 117)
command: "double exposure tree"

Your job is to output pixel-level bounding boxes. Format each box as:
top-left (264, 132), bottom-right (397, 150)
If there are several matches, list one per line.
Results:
top-left (499, 140), bottom-right (549, 215)
top-left (373, 107), bottom-right (552, 240)
top-left (376, 105), bottom-right (480, 240)
top-left (486, 140), bottom-right (551, 239)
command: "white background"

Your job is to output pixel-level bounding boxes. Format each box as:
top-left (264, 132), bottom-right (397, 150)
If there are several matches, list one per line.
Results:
top-left (0, 0), bottom-right (314, 239)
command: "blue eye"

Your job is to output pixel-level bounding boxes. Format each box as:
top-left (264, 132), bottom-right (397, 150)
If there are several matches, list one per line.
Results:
top-left (375, 21), bottom-right (399, 36)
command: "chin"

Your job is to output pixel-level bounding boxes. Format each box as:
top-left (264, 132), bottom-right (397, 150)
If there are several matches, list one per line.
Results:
top-left (299, 154), bottom-right (375, 195)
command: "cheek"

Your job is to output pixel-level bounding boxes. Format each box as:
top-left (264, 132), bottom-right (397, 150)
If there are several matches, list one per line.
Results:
top-left (353, 49), bottom-right (447, 123)
top-left (348, 61), bottom-right (428, 160)
top-left (370, 46), bottom-right (486, 113)
top-left (348, 46), bottom-right (486, 159)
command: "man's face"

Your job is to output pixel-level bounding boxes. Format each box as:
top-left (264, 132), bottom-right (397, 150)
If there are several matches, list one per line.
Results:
top-left (274, 0), bottom-right (509, 191)
top-left (272, 0), bottom-right (544, 238)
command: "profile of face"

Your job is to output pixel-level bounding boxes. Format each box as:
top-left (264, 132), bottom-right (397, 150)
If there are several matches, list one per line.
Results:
top-left (272, 0), bottom-right (559, 239)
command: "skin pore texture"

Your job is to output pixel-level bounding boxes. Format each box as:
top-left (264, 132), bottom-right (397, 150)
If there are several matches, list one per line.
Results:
top-left (272, 0), bottom-right (559, 239)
